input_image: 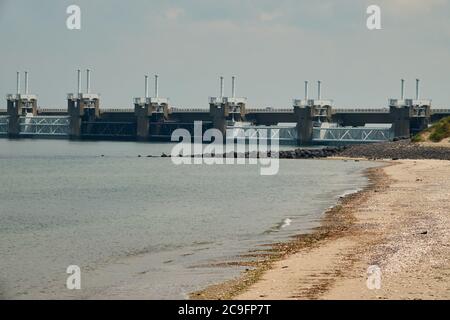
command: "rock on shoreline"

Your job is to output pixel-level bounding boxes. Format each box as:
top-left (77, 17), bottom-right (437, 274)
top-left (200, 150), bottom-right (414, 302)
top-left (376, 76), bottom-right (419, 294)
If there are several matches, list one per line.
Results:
top-left (336, 140), bottom-right (450, 160)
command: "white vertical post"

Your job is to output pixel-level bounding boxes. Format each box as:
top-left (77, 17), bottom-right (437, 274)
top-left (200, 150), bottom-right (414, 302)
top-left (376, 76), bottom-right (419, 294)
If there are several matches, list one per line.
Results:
top-left (154, 75), bottom-right (159, 98)
top-left (401, 79), bottom-right (405, 100)
top-left (145, 75), bottom-right (149, 99)
top-left (231, 76), bottom-right (236, 98)
top-left (220, 76), bottom-right (224, 98)
top-left (317, 81), bottom-right (321, 100)
top-left (304, 81), bottom-right (309, 100)
top-left (86, 69), bottom-right (91, 94)
top-left (77, 69), bottom-right (81, 95)
top-left (24, 71), bottom-right (29, 94)
top-left (16, 72), bottom-right (21, 95)
top-left (416, 79), bottom-right (420, 100)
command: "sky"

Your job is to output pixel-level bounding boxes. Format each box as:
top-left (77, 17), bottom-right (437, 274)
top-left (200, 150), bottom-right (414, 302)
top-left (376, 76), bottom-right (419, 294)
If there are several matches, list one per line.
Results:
top-left (1, 0), bottom-right (450, 109)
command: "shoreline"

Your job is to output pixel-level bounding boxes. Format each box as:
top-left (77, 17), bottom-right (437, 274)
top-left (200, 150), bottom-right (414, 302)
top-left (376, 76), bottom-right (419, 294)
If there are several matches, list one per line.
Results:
top-left (191, 159), bottom-right (388, 300)
top-left (192, 158), bottom-right (450, 300)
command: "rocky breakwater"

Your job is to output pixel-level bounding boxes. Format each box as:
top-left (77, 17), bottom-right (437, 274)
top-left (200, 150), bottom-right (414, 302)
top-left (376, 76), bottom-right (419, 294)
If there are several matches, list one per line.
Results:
top-left (156, 146), bottom-right (346, 159)
top-left (276, 147), bottom-right (345, 159)
top-left (150, 140), bottom-right (449, 160)
top-left (336, 139), bottom-right (450, 160)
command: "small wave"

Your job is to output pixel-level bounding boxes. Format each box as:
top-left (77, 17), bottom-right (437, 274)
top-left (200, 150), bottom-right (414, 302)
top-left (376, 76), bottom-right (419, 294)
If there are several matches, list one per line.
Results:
top-left (281, 218), bottom-right (292, 228)
top-left (263, 217), bottom-right (293, 234)
top-left (337, 189), bottom-right (361, 199)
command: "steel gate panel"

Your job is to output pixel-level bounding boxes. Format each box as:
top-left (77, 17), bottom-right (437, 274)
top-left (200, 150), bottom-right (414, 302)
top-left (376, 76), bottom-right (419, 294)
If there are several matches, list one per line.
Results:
top-left (81, 121), bottom-right (136, 137)
top-left (0, 116), bottom-right (9, 135)
top-left (313, 127), bottom-right (393, 143)
top-left (19, 116), bottom-right (70, 136)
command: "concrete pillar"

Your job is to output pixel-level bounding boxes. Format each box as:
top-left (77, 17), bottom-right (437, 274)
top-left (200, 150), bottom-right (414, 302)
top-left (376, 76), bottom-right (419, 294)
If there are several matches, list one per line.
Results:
top-left (68, 96), bottom-right (99, 139)
top-left (134, 94), bottom-right (169, 141)
top-left (414, 117), bottom-right (430, 133)
top-left (82, 99), bottom-right (100, 135)
top-left (21, 99), bottom-right (37, 116)
top-left (294, 105), bottom-right (314, 145)
top-left (93, 99), bottom-right (100, 118)
top-left (68, 98), bottom-right (82, 139)
top-left (316, 105), bottom-right (333, 123)
top-left (419, 105), bottom-right (431, 131)
top-left (31, 100), bottom-right (38, 116)
top-left (134, 103), bottom-right (151, 141)
top-left (153, 103), bottom-right (169, 137)
top-left (6, 96), bottom-right (37, 138)
top-left (411, 105), bottom-right (431, 133)
top-left (7, 99), bottom-right (20, 138)
top-left (390, 106), bottom-right (411, 138)
top-left (210, 103), bottom-right (228, 138)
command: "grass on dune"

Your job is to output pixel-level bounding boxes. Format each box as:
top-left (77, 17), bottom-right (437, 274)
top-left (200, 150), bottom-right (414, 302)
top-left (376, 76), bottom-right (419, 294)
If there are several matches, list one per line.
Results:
top-left (412, 116), bottom-right (450, 143)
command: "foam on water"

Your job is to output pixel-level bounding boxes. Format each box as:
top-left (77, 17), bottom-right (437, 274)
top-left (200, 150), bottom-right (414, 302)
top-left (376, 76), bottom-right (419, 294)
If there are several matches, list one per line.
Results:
top-left (281, 218), bottom-right (292, 228)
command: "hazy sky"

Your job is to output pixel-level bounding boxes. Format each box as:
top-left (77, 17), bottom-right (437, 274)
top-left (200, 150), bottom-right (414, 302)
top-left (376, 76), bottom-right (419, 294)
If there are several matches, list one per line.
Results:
top-left (1, 0), bottom-right (450, 108)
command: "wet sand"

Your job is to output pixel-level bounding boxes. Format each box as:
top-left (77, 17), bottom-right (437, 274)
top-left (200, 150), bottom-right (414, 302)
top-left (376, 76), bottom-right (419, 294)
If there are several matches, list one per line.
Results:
top-left (194, 160), bottom-right (450, 300)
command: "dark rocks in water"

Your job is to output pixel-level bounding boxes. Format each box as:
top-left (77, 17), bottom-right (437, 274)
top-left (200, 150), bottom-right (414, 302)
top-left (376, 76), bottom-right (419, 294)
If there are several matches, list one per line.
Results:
top-left (137, 155), bottom-right (141, 158)
top-left (273, 146), bottom-right (342, 159)
top-left (169, 147), bottom-right (342, 160)
top-left (152, 142), bottom-right (450, 161)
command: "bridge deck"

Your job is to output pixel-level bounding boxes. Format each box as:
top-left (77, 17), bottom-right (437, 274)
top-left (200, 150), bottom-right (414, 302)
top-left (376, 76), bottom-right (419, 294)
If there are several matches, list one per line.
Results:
top-left (1, 107), bottom-right (450, 115)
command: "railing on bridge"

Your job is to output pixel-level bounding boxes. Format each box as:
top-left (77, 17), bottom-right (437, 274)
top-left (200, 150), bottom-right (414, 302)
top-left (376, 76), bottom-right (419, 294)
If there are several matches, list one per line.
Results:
top-left (36, 107), bottom-right (136, 113)
top-left (0, 116), bottom-right (9, 135)
top-left (313, 126), bottom-right (393, 143)
top-left (22, 107), bottom-right (450, 115)
top-left (246, 108), bottom-right (293, 113)
top-left (37, 108), bottom-right (68, 113)
top-left (432, 109), bottom-right (450, 114)
top-left (19, 116), bottom-right (70, 136)
top-left (170, 107), bottom-right (209, 113)
top-left (100, 108), bottom-right (134, 113)
top-left (227, 125), bottom-right (297, 144)
top-left (170, 107), bottom-right (295, 113)
top-left (333, 108), bottom-right (389, 113)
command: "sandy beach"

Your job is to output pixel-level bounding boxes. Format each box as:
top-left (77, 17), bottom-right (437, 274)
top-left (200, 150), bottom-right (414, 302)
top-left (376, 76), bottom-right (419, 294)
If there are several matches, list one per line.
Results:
top-left (193, 159), bottom-right (450, 300)
top-left (235, 160), bottom-right (450, 300)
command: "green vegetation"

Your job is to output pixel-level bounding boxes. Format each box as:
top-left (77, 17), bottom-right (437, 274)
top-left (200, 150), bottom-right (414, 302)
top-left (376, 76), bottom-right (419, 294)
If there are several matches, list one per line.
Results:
top-left (411, 133), bottom-right (424, 143)
top-left (413, 116), bottom-right (450, 143)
